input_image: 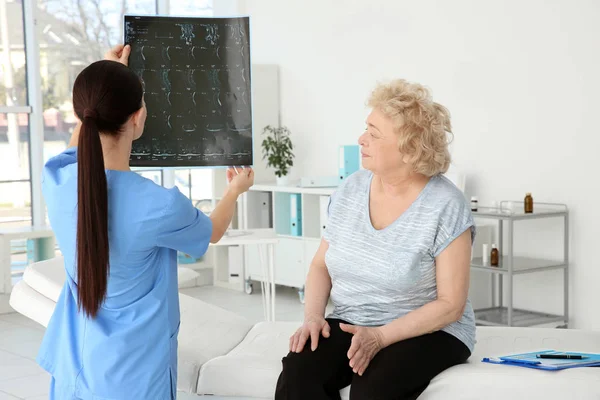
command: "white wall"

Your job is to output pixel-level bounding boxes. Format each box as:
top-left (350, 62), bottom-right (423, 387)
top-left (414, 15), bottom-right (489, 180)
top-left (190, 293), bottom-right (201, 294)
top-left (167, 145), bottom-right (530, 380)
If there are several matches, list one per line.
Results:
top-left (238, 0), bottom-right (600, 330)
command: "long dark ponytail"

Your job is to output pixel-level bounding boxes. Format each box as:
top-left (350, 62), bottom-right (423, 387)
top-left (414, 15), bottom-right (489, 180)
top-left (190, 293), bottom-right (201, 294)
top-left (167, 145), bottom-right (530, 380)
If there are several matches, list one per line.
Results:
top-left (72, 60), bottom-right (143, 318)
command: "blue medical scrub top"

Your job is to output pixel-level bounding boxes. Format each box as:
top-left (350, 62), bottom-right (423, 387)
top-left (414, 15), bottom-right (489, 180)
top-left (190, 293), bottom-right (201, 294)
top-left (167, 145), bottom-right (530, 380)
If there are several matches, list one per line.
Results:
top-left (37, 147), bottom-right (213, 399)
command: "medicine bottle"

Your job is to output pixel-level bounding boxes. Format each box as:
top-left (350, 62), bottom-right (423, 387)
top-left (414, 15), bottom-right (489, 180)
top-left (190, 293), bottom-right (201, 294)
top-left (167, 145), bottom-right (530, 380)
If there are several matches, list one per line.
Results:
top-left (524, 193), bottom-right (533, 213)
top-left (490, 244), bottom-right (499, 267)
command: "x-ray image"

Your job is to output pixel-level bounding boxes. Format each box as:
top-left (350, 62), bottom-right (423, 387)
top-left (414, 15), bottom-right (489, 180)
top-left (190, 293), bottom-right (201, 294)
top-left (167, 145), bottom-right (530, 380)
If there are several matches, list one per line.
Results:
top-left (124, 15), bottom-right (252, 167)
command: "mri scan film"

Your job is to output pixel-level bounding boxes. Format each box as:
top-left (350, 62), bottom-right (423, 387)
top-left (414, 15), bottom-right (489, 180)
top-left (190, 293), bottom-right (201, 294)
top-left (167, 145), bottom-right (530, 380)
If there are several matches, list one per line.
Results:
top-left (124, 15), bottom-right (252, 167)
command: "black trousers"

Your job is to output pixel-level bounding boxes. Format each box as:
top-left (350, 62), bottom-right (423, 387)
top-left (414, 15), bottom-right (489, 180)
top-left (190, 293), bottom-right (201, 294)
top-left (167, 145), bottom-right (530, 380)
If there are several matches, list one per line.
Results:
top-left (275, 318), bottom-right (471, 400)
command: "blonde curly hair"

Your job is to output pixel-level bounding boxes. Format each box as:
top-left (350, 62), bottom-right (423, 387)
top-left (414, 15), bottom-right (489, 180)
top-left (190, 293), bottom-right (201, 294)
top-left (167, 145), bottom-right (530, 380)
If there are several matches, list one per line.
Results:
top-left (367, 79), bottom-right (453, 177)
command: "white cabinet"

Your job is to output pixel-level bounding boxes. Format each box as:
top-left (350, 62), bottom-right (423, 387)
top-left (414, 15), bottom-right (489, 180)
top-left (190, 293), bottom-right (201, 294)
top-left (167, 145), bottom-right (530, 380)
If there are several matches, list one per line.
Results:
top-left (274, 238), bottom-right (304, 287)
top-left (240, 183), bottom-right (335, 301)
top-left (244, 235), bottom-right (320, 289)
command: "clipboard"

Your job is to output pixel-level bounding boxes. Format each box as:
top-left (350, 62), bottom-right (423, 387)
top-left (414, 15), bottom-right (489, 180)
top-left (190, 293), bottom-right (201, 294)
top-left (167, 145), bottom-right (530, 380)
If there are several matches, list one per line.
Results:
top-left (482, 350), bottom-right (600, 371)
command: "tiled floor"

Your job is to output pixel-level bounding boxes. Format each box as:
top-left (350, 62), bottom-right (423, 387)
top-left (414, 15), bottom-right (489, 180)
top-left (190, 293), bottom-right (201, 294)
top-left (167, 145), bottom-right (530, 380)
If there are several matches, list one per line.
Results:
top-left (0, 284), bottom-right (324, 399)
top-left (0, 313), bottom-right (50, 400)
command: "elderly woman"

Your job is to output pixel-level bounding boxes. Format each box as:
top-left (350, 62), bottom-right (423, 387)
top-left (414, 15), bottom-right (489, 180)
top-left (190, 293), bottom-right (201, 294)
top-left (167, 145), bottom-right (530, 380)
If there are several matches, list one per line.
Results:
top-left (275, 79), bottom-right (476, 400)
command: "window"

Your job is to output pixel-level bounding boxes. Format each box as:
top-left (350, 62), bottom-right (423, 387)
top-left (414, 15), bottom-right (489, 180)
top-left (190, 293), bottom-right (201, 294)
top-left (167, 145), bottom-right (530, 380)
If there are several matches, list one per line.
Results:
top-left (137, 169), bottom-right (162, 186)
top-left (0, 0), bottom-right (28, 107)
top-left (36, 0), bottom-right (157, 163)
top-left (0, 181), bottom-right (31, 225)
top-left (1, 1), bottom-right (32, 226)
top-left (174, 169), bottom-right (214, 213)
top-left (0, 112), bottom-right (31, 225)
top-left (2, 0), bottom-right (217, 292)
top-left (37, 0), bottom-right (216, 211)
top-left (1, 179), bottom-right (35, 283)
top-left (170, 0), bottom-right (213, 16)
top-left (2, 0), bottom-right (216, 228)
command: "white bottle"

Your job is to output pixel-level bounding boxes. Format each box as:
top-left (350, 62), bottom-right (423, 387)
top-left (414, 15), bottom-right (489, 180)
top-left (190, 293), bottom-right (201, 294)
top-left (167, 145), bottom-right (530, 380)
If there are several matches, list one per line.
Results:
top-left (482, 244), bottom-right (489, 264)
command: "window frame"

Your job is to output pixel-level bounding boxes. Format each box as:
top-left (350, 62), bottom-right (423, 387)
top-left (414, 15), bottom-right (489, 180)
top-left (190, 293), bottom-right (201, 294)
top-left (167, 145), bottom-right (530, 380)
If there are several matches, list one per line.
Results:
top-left (0, 0), bottom-right (38, 225)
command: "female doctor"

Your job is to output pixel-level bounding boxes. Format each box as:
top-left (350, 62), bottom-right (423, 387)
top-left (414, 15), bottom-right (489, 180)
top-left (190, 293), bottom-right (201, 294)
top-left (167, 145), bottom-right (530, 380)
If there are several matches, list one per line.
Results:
top-left (36, 44), bottom-right (254, 399)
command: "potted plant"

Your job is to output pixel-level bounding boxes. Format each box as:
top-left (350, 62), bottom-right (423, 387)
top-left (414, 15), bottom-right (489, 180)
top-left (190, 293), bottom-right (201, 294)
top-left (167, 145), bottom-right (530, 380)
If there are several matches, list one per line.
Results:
top-left (261, 125), bottom-right (294, 185)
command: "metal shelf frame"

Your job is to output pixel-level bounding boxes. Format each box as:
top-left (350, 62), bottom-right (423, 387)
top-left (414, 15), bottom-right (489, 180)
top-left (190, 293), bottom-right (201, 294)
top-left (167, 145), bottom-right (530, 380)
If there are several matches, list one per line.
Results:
top-left (471, 202), bottom-right (569, 327)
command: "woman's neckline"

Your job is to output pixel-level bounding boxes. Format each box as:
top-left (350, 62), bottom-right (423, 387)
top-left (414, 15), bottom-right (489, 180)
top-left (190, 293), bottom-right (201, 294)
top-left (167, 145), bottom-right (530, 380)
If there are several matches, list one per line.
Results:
top-left (365, 171), bottom-right (435, 233)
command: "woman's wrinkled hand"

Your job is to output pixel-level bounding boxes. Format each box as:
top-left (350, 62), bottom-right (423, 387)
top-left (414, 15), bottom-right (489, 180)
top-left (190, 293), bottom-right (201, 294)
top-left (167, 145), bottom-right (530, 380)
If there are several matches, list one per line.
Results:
top-left (289, 314), bottom-right (331, 353)
top-left (339, 323), bottom-right (385, 376)
top-left (104, 44), bottom-right (131, 66)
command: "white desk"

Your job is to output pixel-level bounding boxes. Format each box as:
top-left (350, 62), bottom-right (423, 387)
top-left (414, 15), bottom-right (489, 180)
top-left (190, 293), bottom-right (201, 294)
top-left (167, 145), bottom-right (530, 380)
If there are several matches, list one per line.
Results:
top-left (0, 226), bottom-right (56, 294)
top-left (210, 228), bottom-right (279, 322)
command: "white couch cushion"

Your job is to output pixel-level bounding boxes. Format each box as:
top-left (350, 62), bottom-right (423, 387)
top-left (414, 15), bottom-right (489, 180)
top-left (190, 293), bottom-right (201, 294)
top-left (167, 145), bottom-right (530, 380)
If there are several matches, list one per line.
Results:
top-left (420, 361), bottom-right (600, 399)
top-left (23, 256), bottom-right (66, 302)
top-left (177, 294), bottom-right (253, 393)
top-left (9, 279), bottom-right (56, 327)
top-left (197, 323), bottom-right (600, 400)
top-left (420, 326), bottom-right (600, 400)
top-left (468, 326), bottom-right (600, 361)
top-left (197, 321), bottom-right (298, 398)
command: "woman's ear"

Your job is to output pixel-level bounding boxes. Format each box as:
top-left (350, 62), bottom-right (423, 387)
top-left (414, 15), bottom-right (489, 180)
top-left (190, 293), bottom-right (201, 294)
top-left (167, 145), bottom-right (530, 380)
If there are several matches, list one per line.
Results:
top-left (132, 107), bottom-right (144, 127)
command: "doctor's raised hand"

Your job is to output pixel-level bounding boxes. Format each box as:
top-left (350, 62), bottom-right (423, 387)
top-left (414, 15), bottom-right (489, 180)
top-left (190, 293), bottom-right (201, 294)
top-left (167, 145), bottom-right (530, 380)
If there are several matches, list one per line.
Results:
top-left (226, 167), bottom-right (254, 196)
top-left (104, 44), bottom-right (131, 66)
top-left (207, 167), bottom-right (254, 244)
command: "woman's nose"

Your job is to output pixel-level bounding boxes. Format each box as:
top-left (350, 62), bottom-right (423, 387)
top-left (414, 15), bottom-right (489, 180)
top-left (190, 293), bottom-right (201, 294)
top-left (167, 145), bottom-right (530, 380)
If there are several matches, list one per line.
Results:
top-left (358, 132), bottom-right (367, 146)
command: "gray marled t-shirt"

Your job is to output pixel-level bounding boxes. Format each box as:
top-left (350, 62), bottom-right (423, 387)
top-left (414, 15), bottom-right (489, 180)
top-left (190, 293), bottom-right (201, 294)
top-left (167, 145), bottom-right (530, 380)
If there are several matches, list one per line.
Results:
top-left (323, 169), bottom-right (476, 352)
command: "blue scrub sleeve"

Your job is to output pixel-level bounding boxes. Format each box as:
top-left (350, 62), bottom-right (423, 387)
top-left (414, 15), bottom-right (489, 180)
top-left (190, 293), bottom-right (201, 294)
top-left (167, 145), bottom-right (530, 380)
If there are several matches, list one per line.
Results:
top-left (156, 187), bottom-right (213, 258)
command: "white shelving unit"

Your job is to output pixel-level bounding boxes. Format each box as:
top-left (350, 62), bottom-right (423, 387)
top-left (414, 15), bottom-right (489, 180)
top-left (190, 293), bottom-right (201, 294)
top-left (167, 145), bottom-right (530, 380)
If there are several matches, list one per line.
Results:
top-left (239, 182), bottom-right (336, 302)
top-left (471, 202), bottom-right (569, 328)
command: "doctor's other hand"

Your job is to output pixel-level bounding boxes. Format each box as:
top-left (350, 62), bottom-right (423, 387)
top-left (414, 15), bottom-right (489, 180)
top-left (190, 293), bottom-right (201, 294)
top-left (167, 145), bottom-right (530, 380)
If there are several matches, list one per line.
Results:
top-left (104, 44), bottom-right (131, 66)
top-left (290, 313), bottom-right (331, 353)
top-left (226, 167), bottom-right (254, 196)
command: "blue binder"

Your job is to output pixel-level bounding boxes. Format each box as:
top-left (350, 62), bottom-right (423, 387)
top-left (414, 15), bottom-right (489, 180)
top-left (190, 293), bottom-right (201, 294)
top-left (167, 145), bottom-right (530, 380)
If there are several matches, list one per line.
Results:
top-left (482, 350), bottom-right (600, 371)
top-left (338, 145), bottom-right (360, 181)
